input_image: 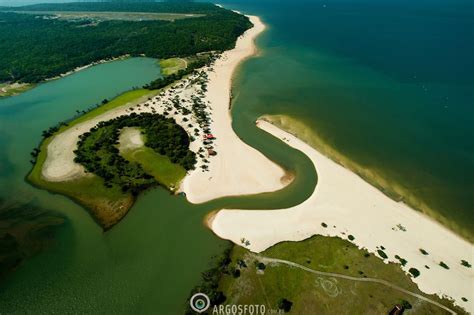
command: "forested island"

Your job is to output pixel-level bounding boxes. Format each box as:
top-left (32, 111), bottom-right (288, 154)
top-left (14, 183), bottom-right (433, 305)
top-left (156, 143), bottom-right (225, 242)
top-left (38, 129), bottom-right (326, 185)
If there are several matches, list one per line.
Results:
top-left (0, 2), bottom-right (251, 85)
top-left (74, 112), bottom-right (196, 196)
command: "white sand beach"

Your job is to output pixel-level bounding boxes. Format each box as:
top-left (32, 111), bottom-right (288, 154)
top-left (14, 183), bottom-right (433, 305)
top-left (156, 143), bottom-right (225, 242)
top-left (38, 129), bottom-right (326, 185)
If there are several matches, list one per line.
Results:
top-left (42, 92), bottom-right (152, 182)
top-left (42, 78), bottom-right (206, 182)
top-left (180, 16), bottom-right (288, 203)
top-left (210, 119), bottom-right (474, 311)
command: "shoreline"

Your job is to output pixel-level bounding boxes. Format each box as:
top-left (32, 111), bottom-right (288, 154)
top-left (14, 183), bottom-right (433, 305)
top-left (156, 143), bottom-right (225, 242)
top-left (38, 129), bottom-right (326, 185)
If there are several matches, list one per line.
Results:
top-left (180, 15), bottom-right (290, 203)
top-left (1, 55), bottom-right (131, 98)
top-left (204, 210), bottom-right (218, 229)
top-left (46, 54), bottom-right (131, 82)
top-left (209, 117), bottom-right (474, 311)
top-left (262, 115), bottom-right (473, 242)
top-left (40, 15), bottom-right (289, 203)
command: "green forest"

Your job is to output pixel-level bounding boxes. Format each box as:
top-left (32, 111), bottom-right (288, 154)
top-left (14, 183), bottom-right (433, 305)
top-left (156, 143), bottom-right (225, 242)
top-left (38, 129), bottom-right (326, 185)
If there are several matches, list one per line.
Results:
top-left (74, 112), bottom-right (196, 195)
top-left (0, 2), bottom-right (252, 83)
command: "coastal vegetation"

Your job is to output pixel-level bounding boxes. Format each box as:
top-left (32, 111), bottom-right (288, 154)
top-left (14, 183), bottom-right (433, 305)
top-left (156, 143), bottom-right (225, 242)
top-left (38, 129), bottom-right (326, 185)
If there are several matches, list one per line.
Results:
top-left (158, 58), bottom-right (188, 76)
top-left (439, 261), bottom-right (450, 270)
top-left (278, 298), bottom-right (293, 313)
top-left (217, 236), bottom-right (467, 314)
top-left (74, 112), bottom-right (195, 195)
top-left (185, 243), bottom-right (232, 314)
top-left (377, 249), bottom-right (388, 259)
top-left (28, 50), bottom-right (216, 229)
top-left (120, 140), bottom-right (187, 190)
top-left (0, 2), bottom-right (251, 85)
top-left (460, 260), bottom-right (471, 268)
top-left (419, 248), bottom-right (429, 255)
top-left (409, 268), bottom-right (420, 278)
top-left (145, 53), bottom-right (215, 90)
top-left (20, 0), bottom-right (229, 231)
top-left (394, 255), bottom-right (408, 266)
top-left (27, 40), bottom-right (218, 228)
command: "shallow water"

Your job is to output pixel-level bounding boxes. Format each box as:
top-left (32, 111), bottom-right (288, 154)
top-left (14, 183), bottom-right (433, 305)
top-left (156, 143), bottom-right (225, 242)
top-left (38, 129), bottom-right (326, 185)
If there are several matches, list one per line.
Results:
top-left (0, 54), bottom-right (315, 312)
top-left (0, 58), bottom-right (220, 313)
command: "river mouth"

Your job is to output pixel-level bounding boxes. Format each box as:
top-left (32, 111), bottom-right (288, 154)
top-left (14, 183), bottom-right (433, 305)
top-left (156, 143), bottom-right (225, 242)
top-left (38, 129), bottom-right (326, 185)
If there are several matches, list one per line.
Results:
top-left (0, 53), bottom-right (316, 312)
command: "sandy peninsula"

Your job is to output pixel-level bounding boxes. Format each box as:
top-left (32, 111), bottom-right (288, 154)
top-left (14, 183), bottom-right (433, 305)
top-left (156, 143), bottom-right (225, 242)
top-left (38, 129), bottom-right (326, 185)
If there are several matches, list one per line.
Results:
top-left (180, 15), bottom-right (288, 203)
top-left (210, 118), bottom-right (474, 311)
top-left (42, 15), bottom-right (288, 202)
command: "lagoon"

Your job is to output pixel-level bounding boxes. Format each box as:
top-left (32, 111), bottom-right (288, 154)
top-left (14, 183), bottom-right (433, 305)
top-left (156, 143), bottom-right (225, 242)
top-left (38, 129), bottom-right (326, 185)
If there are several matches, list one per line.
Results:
top-left (0, 55), bottom-right (315, 312)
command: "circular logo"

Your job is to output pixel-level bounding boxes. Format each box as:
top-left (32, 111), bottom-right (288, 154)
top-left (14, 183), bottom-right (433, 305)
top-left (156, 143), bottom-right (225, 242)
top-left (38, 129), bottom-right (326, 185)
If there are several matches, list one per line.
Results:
top-left (190, 293), bottom-right (210, 313)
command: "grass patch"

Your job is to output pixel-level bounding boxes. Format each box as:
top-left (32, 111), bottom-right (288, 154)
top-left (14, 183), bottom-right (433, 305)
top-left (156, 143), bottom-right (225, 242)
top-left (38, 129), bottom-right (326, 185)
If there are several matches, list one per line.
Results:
top-left (29, 160), bottom-right (132, 229)
top-left (218, 236), bottom-right (466, 314)
top-left (121, 146), bottom-right (186, 190)
top-left (159, 58), bottom-right (188, 76)
top-left (66, 89), bottom-right (157, 129)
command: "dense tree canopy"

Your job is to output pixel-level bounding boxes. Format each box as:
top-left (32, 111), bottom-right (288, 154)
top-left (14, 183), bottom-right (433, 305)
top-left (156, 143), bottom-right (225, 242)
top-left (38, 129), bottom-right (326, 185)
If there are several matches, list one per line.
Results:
top-left (0, 2), bottom-right (252, 83)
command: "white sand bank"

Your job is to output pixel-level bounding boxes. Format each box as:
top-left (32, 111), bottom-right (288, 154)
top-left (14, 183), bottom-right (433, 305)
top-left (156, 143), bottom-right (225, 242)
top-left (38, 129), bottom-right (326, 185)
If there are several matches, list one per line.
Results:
top-left (42, 94), bottom-right (150, 182)
top-left (41, 82), bottom-right (205, 182)
top-left (181, 16), bottom-right (288, 203)
top-left (211, 119), bottom-right (474, 311)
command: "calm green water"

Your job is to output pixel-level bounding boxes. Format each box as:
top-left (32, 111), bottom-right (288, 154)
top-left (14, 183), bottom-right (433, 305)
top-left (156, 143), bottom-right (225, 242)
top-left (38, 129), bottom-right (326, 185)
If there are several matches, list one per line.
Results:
top-left (0, 55), bottom-right (315, 312)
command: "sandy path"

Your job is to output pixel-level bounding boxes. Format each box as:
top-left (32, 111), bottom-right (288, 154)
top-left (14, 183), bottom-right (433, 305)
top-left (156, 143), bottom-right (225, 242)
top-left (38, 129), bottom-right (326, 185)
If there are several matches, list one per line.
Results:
top-left (211, 120), bottom-right (474, 312)
top-left (181, 16), bottom-right (288, 203)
